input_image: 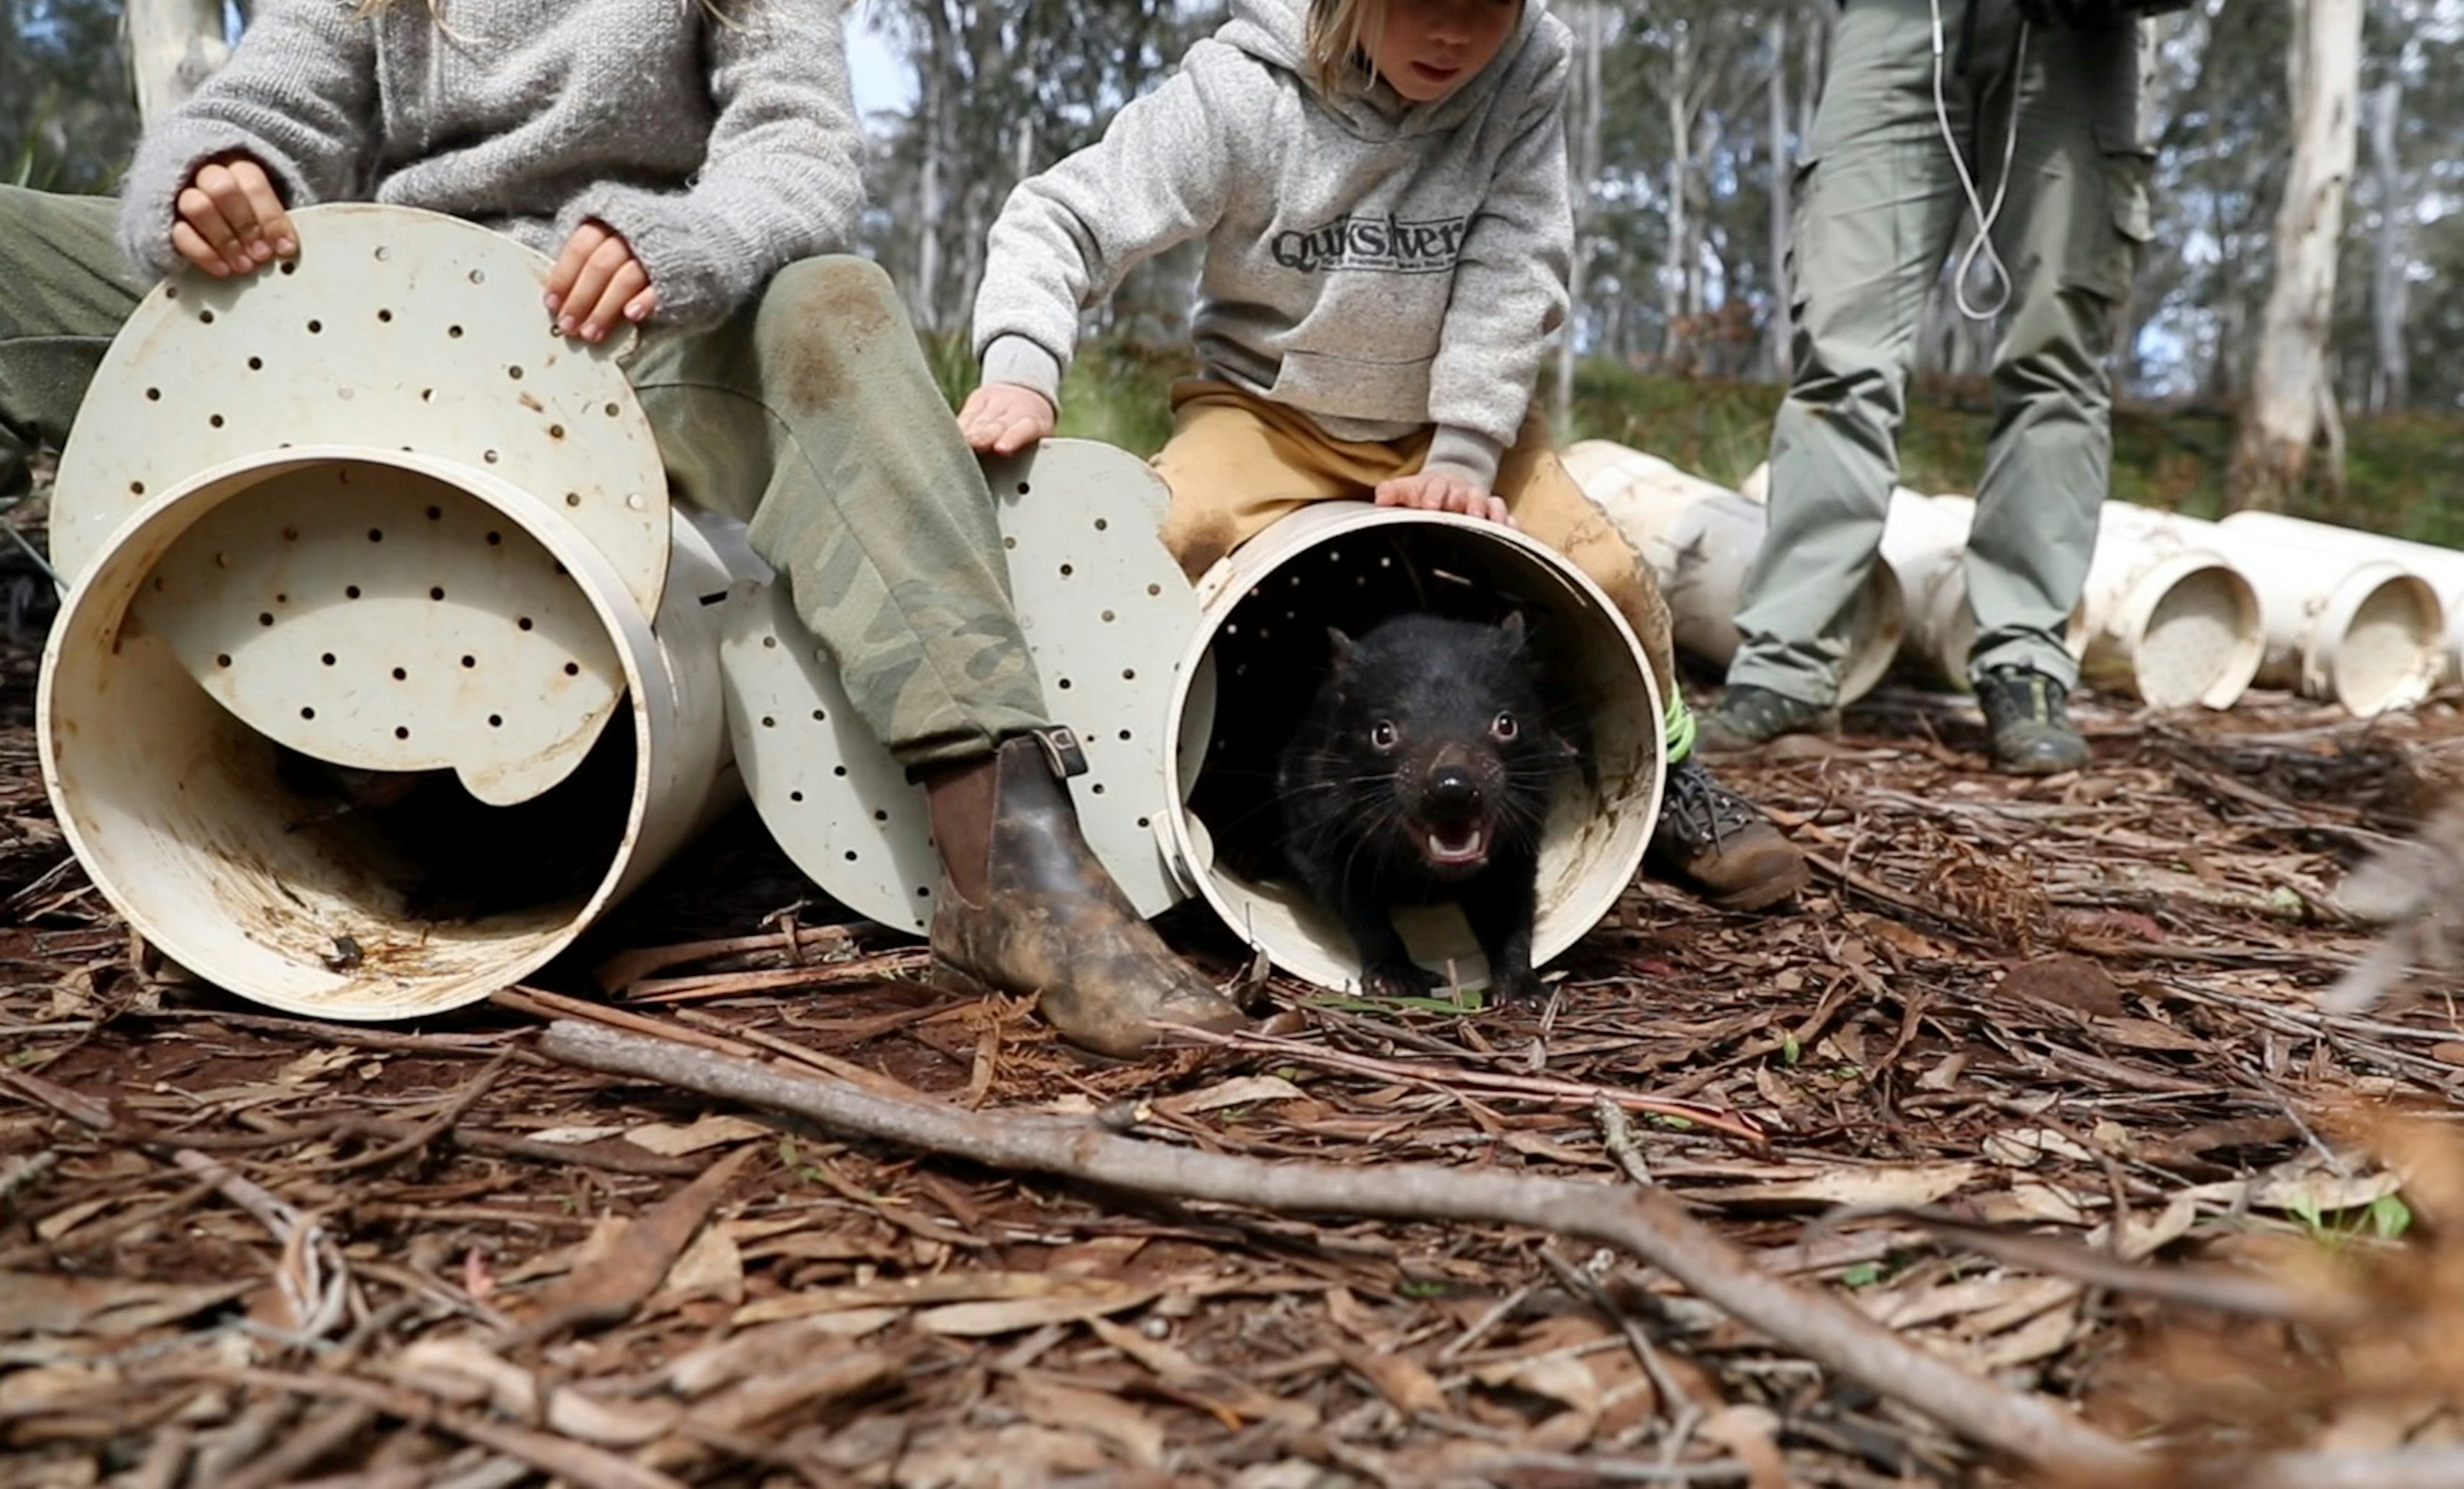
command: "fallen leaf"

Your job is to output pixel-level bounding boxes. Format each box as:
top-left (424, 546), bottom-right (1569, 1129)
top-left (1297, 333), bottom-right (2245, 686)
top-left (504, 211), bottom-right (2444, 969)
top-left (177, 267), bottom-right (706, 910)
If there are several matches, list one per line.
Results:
top-left (1679, 1162), bottom-right (1978, 1210)
top-left (1153, 1075), bottom-right (1307, 1118)
top-left (0, 1273), bottom-right (253, 1338)
top-left (917, 1277), bottom-right (1158, 1336)
top-left (1011, 1372), bottom-right (1165, 1465)
top-left (626, 1115), bottom-right (772, 1155)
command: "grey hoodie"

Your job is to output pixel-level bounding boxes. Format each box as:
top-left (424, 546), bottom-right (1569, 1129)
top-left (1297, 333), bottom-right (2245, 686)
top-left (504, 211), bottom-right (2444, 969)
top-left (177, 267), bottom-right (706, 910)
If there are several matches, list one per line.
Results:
top-left (972, 0), bottom-right (1573, 488)
top-left (115, 0), bottom-right (863, 332)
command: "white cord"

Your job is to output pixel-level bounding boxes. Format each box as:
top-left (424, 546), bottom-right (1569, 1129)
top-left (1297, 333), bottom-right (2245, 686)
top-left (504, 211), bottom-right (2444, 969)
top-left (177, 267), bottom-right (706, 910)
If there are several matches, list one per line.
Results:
top-left (1929, 0), bottom-right (2030, 320)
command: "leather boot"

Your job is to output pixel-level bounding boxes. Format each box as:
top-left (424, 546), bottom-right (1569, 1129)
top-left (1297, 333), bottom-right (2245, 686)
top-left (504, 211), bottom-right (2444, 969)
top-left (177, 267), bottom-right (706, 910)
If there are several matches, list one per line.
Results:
top-left (925, 729), bottom-right (1247, 1057)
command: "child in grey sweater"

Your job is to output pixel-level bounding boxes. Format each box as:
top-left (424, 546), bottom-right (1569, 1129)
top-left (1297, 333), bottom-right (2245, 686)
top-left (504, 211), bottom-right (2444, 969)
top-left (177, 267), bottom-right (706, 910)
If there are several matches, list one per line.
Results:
top-left (0, 0), bottom-right (1245, 1056)
top-left (961, 0), bottom-right (1808, 914)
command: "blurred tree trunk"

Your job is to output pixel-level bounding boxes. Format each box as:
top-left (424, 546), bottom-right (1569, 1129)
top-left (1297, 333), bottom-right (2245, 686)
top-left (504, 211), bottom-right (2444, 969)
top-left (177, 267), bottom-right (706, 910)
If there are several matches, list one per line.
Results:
top-left (2365, 78), bottom-right (2408, 413)
top-left (124, 0), bottom-right (229, 124)
top-left (1555, 0), bottom-right (1605, 433)
top-left (1761, 8), bottom-right (1791, 381)
top-left (2229, 0), bottom-right (2362, 511)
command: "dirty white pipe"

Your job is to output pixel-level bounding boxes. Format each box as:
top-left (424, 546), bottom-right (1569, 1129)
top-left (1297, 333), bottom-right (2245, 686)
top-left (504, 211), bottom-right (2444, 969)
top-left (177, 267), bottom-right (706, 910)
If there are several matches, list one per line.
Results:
top-left (2069, 506), bottom-right (2266, 710)
top-left (1562, 441), bottom-right (1904, 704)
top-left (40, 447), bottom-right (747, 1018)
top-left (38, 205), bottom-right (749, 1018)
top-left (1876, 488), bottom-right (1977, 688)
top-left (2100, 504), bottom-right (2442, 717)
top-left (1158, 502), bottom-right (1664, 999)
top-left (2218, 511), bottom-right (2464, 686)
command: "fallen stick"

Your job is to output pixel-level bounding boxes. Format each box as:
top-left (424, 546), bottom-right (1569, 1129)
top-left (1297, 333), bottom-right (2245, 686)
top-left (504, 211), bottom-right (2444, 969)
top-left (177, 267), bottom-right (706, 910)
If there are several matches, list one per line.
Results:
top-left (537, 1017), bottom-right (2137, 1478)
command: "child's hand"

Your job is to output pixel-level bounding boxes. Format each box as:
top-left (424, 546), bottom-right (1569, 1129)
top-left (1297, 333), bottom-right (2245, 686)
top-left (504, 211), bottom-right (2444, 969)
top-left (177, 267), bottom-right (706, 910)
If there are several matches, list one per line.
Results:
top-left (546, 220), bottom-right (658, 343)
top-left (171, 156), bottom-right (298, 278)
top-left (959, 382), bottom-right (1056, 455)
top-left (1374, 470), bottom-right (1516, 528)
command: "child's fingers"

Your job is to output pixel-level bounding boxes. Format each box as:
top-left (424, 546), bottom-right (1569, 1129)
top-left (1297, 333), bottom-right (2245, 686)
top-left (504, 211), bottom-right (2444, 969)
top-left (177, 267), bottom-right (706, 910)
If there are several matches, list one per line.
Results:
top-left (544, 221), bottom-right (613, 316)
top-left (173, 185), bottom-right (252, 275)
top-left (570, 255), bottom-right (649, 343)
top-left (168, 217), bottom-right (235, 276)
top-left (229, 161), bottom-right (298, 258)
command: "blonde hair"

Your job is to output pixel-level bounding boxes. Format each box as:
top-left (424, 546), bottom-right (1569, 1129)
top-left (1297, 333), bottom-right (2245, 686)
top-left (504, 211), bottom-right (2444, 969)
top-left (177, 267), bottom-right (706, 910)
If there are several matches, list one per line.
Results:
top-left (1303, 0), bottom-right (1385, 96)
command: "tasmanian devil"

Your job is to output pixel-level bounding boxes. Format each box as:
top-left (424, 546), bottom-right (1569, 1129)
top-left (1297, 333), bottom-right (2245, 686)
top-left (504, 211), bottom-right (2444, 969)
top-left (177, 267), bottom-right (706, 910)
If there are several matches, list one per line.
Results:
top-left (1278, 611), bottom-right (1579, 1003)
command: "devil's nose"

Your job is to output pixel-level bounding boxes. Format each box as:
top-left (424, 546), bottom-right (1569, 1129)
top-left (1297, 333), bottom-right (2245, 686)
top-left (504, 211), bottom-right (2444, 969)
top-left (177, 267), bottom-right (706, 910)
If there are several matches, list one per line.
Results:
top-left (1425, 766), bottom-right (1484, 815)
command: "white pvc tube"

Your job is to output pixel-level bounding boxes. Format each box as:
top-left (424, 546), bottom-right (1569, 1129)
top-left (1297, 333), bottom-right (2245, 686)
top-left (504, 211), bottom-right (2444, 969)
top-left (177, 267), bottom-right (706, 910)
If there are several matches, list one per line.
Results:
top-left (1877, 488), bottom-right (1976, 688)
top-left (40, 447), bottom-right (747, 1019)
top-left (1158, 502), bottom-right (1663, 998)
top-left (2218, 511), bottom-right (2464, 685)
top-left (2067, 505), bottom-right (2265, 710)
top-left (1561, 441), bottom-right (1905, 704)
top-left (2100, 504), bottom-right (2442, 717)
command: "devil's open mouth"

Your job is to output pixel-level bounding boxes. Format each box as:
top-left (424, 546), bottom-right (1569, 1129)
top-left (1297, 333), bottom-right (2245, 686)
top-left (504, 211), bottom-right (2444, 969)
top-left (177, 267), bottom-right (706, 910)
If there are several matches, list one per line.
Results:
top-left (1420, 821), bottom-right (1489, 867)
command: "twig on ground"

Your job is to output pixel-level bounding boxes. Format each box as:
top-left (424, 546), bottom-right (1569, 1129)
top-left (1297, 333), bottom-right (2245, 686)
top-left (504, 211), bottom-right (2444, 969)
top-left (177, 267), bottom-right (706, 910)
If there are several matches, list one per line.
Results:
top-left (536, 1017), bottom-right (2141, 1478)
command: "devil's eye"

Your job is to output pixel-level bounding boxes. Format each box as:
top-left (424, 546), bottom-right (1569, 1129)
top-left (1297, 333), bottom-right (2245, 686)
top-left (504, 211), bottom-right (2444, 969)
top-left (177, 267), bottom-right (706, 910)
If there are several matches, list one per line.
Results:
top-left (1492, 712), bottom-right (1518, 742)
top-left (1369, 720), bottom-right (1398, 751)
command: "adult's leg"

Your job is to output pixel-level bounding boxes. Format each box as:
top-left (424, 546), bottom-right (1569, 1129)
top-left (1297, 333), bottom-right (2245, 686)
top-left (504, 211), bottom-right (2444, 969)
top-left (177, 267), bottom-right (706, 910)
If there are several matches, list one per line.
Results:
top-left (626, 257), bottom-right (1242, 1055)
top-left (0, 187), bottom-right (151, 504)
top-left (1962, 4), bottom-right (2144, 689)
top-left (1724, 0), bottom-right (1967, 708)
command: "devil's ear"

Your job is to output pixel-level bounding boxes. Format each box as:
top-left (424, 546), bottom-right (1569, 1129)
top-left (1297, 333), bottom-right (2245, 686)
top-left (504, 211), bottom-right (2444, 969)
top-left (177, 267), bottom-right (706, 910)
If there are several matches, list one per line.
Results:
top-left (1326, 626), bottom-right (1356, 665)
top-left (1500, 611), bottom-right (1528, 647)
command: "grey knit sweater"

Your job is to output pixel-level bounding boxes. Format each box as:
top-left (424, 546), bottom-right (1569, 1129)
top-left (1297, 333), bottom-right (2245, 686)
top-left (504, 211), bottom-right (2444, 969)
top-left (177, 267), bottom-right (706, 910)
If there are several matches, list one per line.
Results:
top-left (116, 0), bottom-right (864, 330)
top-left (972, 0), bottom-right (1573, 488)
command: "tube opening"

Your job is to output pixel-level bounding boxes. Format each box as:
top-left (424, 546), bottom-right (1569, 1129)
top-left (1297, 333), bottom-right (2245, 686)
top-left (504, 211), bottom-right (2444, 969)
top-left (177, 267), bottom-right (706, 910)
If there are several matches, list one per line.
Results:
top-left (1166, 509), bottom-right (1661, 996)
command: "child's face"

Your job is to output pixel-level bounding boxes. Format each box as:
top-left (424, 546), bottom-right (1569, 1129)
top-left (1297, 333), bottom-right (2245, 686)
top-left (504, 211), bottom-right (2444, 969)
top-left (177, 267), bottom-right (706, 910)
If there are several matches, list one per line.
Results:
top-left (1364, 0), bottom-right (1521, 103)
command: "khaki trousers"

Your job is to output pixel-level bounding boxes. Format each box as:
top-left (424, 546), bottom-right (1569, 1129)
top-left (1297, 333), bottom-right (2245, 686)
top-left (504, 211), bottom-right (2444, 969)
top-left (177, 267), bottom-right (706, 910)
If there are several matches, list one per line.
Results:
top-left (1151, 379), bottom-right (1693, 754)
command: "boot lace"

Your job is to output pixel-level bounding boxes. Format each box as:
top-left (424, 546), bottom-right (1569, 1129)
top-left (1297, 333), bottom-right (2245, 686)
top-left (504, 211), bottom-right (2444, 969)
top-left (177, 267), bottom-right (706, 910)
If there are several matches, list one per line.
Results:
top-left (1661, 758), bottom-right (1764, 852)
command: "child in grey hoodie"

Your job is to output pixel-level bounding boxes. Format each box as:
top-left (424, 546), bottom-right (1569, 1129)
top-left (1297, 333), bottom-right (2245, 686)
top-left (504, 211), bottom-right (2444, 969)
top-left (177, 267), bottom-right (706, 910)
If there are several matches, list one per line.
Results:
top-left (0, 0), bottom-right (1247, 1057)
top-left (962, 0), bottom-right (1808, 914)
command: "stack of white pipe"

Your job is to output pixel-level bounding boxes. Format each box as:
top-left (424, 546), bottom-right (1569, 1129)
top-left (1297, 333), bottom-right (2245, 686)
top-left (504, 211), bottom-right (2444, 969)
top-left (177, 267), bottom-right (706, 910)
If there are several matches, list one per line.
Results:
top-left (1561, 441), bottom-right (1905, 704)
top-left (2218, 511), bottom-right (2464, 686)
top-left (2098, 504), bottom-right (2443, 717)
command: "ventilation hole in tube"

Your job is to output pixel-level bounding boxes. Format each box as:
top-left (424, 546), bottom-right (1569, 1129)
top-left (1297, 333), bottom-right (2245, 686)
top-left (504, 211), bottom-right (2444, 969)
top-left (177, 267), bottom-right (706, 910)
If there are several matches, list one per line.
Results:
top-left (214, 654), bottom-right (230, 668)
top-left (488, 714), bottom-right (502, 727)
top-left (391, 668), bottom-right (407, 681)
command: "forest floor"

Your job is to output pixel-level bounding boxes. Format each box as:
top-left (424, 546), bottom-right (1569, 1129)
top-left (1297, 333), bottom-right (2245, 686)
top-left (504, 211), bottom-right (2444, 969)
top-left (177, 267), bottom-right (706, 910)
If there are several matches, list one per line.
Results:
top-left (10, 498), bottom-right (2464, 1489)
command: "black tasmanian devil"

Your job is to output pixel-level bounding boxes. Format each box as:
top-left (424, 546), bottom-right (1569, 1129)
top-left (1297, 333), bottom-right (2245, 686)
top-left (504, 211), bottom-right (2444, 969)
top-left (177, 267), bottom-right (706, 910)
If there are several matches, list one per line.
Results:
top-left (1277, 611), bottom-right (1581, 1003)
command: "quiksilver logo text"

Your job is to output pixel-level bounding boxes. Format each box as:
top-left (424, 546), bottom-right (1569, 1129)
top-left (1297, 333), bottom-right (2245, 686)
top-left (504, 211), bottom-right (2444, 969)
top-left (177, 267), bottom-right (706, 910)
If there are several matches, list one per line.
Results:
top-left (1269, 212), bottom-right (1469, 274)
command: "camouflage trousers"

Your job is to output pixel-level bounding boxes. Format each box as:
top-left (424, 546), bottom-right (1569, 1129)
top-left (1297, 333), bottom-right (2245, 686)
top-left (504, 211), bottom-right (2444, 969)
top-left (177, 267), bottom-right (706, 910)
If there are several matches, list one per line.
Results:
top-left (0, 189), bottom-right (1046, 767)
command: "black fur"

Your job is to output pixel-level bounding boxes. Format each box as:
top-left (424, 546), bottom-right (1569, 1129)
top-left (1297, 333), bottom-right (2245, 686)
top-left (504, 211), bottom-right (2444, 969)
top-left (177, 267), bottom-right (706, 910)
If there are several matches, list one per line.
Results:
top-left (1277, 612), bottom-right (1579, 1003)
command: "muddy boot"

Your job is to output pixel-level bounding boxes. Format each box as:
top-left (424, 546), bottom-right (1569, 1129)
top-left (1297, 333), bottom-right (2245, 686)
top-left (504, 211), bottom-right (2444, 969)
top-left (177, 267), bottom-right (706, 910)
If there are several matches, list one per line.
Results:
top-left (1643, 756), bottom-right (1810, 912)
top-left (1696, 684), bottom-right (1841, 756)
top-left (925, 729), bottom-right (1247, 1057)
top-left (1975, 666), bottom-right (2091, 776)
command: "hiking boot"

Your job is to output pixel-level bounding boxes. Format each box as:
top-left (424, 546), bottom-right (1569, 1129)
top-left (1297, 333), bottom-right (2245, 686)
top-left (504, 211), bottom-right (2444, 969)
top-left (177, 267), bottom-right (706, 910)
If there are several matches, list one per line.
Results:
top-left (1645, 756), bottom-right (1810, 912)
top-left (1696, 684), bottom-right (1842, 755)
top-left (924, 729), bottom-right (1248, 1057)
top-left (1975, 666), bottom-right (2091, 776)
